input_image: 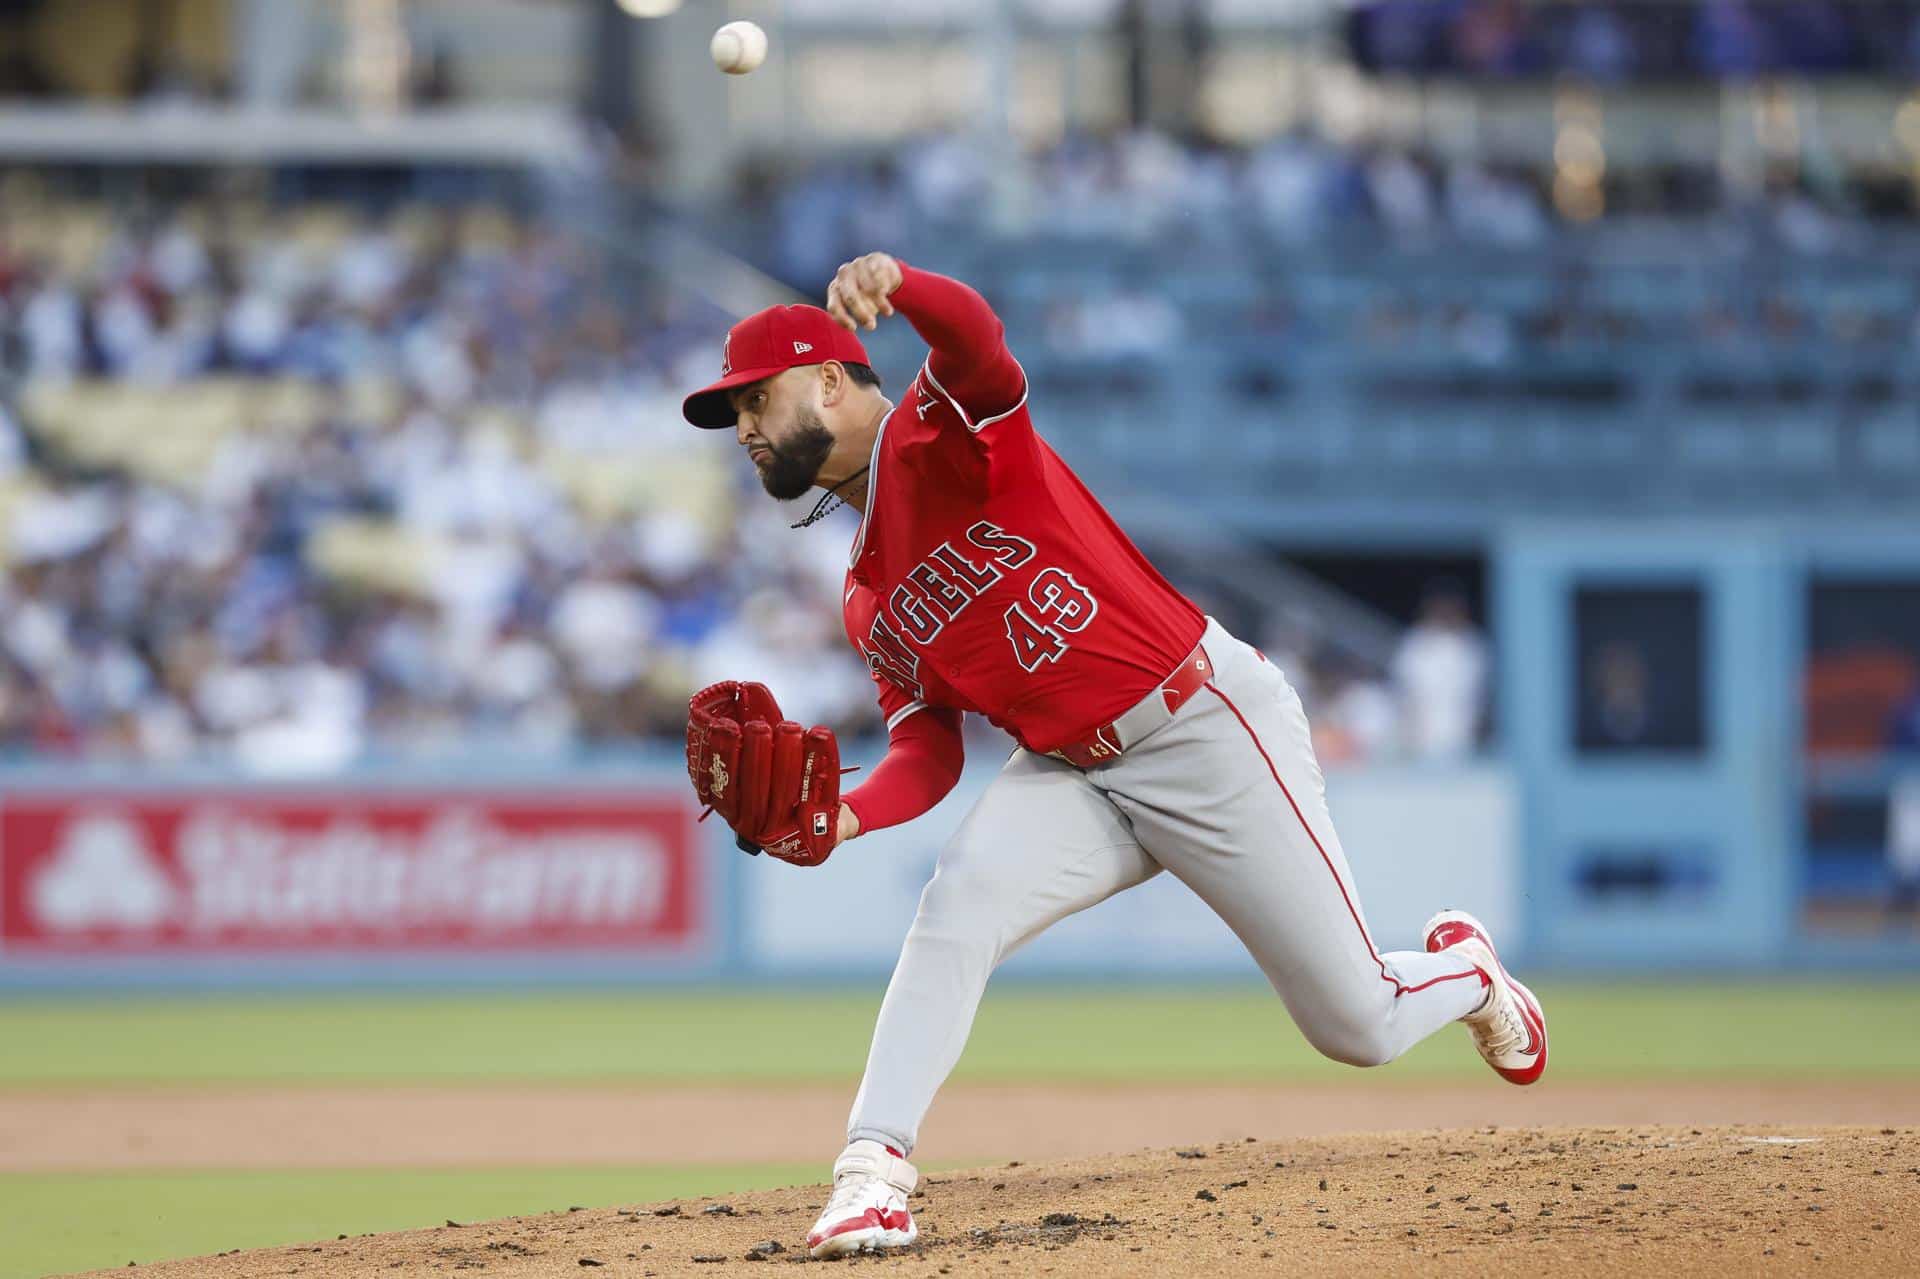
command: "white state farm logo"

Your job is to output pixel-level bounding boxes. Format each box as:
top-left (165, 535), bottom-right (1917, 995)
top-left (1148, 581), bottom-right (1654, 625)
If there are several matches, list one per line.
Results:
top-left (29, 812), bottom-right (178, 931)
top-left (172, 807), bottom-right (671, 931)
top-left (23, 805), bottom-right (673, 935)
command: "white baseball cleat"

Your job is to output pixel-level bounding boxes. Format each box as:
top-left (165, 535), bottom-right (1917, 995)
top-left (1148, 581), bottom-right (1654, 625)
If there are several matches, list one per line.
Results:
top-left (1423, 909), bottom-right (1548, 1086)
top-left (805, 1139), bottom-right (920, 1258)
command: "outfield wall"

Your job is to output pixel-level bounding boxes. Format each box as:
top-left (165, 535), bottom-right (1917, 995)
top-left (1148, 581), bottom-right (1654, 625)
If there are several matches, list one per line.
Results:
top-left (751, 763), bottom-right (1521, 977)
top-left (0, 756), bottom-right (1517, 988)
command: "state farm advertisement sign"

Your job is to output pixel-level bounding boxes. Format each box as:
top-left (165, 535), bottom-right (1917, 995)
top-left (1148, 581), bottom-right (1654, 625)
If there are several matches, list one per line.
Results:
top-left (0, 790), bottom-right (704, 953)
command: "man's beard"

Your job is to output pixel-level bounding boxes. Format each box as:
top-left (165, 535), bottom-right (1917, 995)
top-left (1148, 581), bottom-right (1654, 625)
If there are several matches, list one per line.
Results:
top-left (755, 406), bottom-right (836, 501)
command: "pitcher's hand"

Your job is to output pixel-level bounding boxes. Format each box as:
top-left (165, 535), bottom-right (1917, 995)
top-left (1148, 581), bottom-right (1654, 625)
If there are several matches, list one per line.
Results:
top-left (826, 253), bottom-right (903, 332)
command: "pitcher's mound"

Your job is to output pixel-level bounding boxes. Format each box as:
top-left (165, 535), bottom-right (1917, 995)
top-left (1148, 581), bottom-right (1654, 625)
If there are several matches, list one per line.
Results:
top-left (75, 1125), bottom-right (1919, 1277)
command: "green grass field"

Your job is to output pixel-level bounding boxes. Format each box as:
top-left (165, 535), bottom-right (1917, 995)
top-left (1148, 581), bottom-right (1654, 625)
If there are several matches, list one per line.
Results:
top-left (5, 981), bottom-right (1917, 1278)
top-left (8, 981), bottom-right (1920, 1086)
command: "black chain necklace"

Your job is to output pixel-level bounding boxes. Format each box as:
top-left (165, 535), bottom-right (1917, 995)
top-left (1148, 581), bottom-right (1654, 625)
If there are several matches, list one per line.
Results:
top-left (789, 465), bottom-right (871, 530)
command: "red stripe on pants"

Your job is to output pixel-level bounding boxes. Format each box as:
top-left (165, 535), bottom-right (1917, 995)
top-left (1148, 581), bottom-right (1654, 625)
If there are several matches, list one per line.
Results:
top-left (1202, 682), bottom-right (1482, 1001)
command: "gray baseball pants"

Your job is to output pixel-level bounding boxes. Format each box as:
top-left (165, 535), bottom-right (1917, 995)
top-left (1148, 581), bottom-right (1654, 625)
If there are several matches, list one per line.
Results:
top-left (847, 617), bottom-right (1488, 1156)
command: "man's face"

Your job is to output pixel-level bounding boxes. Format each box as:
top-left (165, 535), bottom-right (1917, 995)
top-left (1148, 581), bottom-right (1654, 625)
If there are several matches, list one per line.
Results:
top-left (730, 367), bottom-right (835, 501)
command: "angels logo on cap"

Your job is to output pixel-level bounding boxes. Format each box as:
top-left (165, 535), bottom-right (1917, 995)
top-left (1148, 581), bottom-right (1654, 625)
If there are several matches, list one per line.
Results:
top-left (720, 333), bottom-right (733, 376)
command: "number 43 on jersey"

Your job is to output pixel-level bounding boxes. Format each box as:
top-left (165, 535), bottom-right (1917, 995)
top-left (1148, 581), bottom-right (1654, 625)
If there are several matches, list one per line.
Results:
top-left (1004, 567), bottom-right (1099, 671)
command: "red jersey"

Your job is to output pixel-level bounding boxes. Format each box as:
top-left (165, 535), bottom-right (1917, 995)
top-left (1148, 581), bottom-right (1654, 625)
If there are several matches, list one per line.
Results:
top-left (841, 268), bottom-right (1205, 758)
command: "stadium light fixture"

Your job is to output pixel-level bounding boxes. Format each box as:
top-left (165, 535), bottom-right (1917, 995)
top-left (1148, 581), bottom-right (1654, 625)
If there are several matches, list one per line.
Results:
top-left (617, 0), bottom-right (684, 16)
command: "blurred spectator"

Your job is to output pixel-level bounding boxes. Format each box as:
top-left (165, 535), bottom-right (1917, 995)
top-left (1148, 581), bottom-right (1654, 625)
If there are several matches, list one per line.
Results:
top-left (1312, 654), bottom-right (1401, 767)
top-left (1694, 0), bottom-right (1772, 76)
top-left (1566, 6), bottom-right (1636, 82)
top-left (1244, 131), bottom-right (1338, 245)
top-left (1452, 0), bottom-right (1539, 76)
top-left (1893, 686), bottom-right (1920, 751)
top-left (902, 130), bottom-right (990, 227)
top-left (1444, 162), bottom-right (1547, 246)
top-left (1392, 586), bottom-right (1488, 760)
top-left (0, 399), bottom-right (25, 478)
top-left (1364, 149), bottom-right (1438, 241)
top-left (1582, 641), bottom-right (1653, 750)
top-left (1890, 772), bottom-right (1920, 922)
top-left (1044, 289), bottom-right (1183, 360)
top-left (1882, 709), bottom-right (1920, 911)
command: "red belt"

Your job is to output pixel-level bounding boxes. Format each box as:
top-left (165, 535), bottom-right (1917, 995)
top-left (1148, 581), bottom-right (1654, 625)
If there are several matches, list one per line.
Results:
top-left (1049, 640), bottom-right (1213, 769)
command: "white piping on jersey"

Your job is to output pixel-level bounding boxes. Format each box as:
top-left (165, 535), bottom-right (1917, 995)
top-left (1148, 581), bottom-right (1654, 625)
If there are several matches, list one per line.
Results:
top-left (885, 700), bottom-right (930, 732)
top-left (848, 399), bottom-right (900, 567)
top-left (918, 357), bottom-right (1030, 434)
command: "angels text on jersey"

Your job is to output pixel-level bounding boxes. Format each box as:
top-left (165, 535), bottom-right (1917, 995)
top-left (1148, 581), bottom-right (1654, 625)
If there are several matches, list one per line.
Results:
top-left (857, 519), bottom-right (1102, 698)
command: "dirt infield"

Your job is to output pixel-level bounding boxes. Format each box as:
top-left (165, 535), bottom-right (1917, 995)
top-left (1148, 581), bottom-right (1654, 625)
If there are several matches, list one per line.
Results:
top-left (67, 1125), bottom-right (1920, 1277)
top-left (9, 1079), bottom-right (1920, 1172)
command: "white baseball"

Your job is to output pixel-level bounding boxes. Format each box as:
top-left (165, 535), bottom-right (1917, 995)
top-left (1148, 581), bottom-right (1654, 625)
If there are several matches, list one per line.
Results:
top-left (710, 20), bottom-right (768, 76)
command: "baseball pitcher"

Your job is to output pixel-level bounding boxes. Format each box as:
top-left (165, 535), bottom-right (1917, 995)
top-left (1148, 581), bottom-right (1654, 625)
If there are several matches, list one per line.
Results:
top-left (681, 256), bottom-right (1547, 1258)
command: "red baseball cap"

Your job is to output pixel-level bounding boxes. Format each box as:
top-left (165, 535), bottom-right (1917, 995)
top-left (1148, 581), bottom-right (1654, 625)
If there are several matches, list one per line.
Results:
top-left (682, 304), bottom-right (872, 429)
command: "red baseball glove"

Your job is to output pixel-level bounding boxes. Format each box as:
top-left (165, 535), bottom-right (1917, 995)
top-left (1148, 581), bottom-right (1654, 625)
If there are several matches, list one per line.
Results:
top-left (686, 680), bottom-right (842, 867)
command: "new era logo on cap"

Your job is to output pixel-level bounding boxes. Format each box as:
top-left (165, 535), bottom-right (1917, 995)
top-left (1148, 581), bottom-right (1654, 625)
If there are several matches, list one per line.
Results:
top-left (794, 341), bottom-right (813, 354)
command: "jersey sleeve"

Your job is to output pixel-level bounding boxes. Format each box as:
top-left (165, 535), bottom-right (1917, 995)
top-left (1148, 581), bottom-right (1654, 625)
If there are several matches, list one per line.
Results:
top-left (889, 264), bottom-right (1028, 433)
top-left (842, 703), bottom-right (966, 834)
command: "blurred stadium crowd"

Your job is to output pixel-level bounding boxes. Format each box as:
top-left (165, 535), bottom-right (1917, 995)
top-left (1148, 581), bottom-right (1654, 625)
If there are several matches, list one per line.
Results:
top-left (48, 115), bottom-right (1894, 768)
top-left (0, 192), bottom-right (906, 769)
top-left (759, 127), bottom-right (1919, 419)
top-left (1347, 0), bottom-right (1920, 80)
top-left (766, 122), bottom-right (1893, 274)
